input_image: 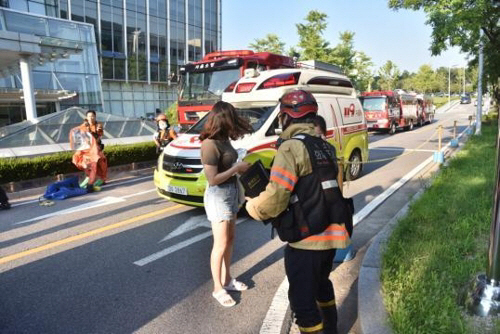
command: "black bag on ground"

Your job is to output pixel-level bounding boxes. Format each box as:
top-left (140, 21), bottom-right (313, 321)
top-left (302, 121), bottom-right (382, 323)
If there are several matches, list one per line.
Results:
top-left (272, 134), bottom-right (354, 242)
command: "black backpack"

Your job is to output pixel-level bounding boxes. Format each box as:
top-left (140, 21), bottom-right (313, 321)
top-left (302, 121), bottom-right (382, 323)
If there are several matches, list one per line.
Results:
top-left (272, 134), bottom-right (354, 242)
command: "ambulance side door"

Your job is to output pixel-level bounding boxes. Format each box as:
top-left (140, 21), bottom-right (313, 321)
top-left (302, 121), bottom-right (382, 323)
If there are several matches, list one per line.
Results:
top-left (317, 100), bottom-right (340, 153)
top-left (325, 99), bottom-right (344, 154)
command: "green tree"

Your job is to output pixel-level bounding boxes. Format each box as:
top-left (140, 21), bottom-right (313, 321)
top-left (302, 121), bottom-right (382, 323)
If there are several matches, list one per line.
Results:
top-left (388, 0), bottom-right (500, 102)
top-left (248, 34), bottom-right (286, 54)
top-left (412, 64), bottom-right (437, 93)
top-left (296, 10), bottom-right (331, 61)
top-left (378, 61), bottom-right (401, 90)
top-left (352, 51), bottom-right (374, 92)
top-left (166, 102), bottom-right (178, 126)
top-left (330, 31), bottom-right (357, 73)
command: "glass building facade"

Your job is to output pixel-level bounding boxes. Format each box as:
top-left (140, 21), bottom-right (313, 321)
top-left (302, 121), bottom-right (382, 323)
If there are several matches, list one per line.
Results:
top-left (0, 0), bottom-right (220, 122)
top-left (0, 7), bottom-right (102, 127)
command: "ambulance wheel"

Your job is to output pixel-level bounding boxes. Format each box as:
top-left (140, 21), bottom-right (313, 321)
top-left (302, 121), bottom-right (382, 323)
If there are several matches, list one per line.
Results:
top-left (389, 123), bottom-right (397, 135)
top-left (346, 150), bottom-right (362, 180)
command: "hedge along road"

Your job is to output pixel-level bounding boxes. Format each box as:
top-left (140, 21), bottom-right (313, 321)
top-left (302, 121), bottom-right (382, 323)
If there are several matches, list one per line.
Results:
top-left (0, 102), bottom-right (473, 334)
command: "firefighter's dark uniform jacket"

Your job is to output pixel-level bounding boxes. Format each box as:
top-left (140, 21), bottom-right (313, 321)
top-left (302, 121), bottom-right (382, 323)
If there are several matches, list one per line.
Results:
top-left (246, 123), bottom-right (351, 250)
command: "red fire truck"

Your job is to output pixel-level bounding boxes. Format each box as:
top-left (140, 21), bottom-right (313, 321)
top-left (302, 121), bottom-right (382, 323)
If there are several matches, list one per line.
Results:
top-left (360, 90), bottom-right (424, 135)
top-left (416, 94), bottom-right (435, 125)
top-left (177, 50), bottom-right (295, 127)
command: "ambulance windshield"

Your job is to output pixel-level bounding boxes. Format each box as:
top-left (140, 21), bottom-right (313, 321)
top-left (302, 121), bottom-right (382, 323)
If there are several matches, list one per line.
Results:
top-left (187, 105), bottom-right (278, 134)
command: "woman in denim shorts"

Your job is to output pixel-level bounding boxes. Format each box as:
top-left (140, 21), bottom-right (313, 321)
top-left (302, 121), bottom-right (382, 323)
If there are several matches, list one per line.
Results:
top-left (200, 101), bottom-right (253, 307)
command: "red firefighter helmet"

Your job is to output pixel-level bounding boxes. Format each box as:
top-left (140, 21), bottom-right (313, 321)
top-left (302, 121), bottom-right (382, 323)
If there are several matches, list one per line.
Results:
top-left (156, 114), bottom-right (167, 122)
top-left (279, 90), bottom-right (318, 118)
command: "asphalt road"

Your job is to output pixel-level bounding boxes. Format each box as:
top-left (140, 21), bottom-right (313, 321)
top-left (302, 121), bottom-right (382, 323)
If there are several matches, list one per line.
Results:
top-left (0, 102), bottom-right (478, 334)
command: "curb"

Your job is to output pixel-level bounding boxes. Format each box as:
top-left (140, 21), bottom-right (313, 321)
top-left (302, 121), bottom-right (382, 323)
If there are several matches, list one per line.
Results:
top-left (358, 187), bottom-right (425, 334)
top-left (3, 160), bottom-right (156, 201)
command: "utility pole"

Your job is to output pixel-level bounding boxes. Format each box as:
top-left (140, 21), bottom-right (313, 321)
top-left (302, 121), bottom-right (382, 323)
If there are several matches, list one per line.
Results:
top-left (463, 67), bottom-right (466, 94)
top-left (448, 66), bottom-right (451, 106)
top-left (476, 29), bottom-right (484, 135)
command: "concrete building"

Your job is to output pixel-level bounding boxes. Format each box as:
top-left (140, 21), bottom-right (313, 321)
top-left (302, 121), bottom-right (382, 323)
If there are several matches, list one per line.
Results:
top-left (0, 0), bottom-right (221, 127)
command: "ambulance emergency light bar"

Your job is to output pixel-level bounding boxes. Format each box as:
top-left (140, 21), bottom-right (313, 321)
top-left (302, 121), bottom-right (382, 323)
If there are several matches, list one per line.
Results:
top-left (297, 60), bottom-right (344, 75)
top-left (180, 58), bottom-right (243, 74)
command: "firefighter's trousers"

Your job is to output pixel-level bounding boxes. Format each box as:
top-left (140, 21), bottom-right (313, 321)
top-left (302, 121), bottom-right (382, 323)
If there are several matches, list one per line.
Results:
top-left (284, 245), bottom-right (338, 334)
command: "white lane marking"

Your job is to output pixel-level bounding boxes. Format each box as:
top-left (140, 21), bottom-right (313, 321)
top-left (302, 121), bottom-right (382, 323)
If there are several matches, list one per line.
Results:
top-left (13, 196), bottom-right (126, 226)
top-left (260, 278), bottom-right (290, 334)
top-left (259, 124), bottom-right (470, 334)
top-left (159, 214), bottom-right (211, 242)
top-left (370, 148), bottom-right (436, 153)
top-left (133, 217), bottom-right (249, 266)
top-left (11, 175), bottom-right (154, 208)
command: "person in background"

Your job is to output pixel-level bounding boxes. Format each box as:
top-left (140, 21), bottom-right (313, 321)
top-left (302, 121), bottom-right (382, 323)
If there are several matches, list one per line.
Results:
top-left (72, 110), bottom-right (108, 192)
top-left (154, 114), bottom-right (177, 154)
top-left (200, 101), bottom-right (253, 307)
top-left (0, 185), bottom-right (10, 210)
top-left (314, 115), bottom-right (327, 140)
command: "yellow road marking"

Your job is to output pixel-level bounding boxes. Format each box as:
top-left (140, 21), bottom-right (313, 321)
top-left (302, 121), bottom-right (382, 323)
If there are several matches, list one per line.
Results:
top-left (0, 204), bottom-right (184, 265)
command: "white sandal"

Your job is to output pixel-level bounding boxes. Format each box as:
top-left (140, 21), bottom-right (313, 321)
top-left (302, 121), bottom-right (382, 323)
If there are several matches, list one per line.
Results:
top-left (212, 289), bottom-right (236, 307)
top-left (224, 278), bottom-right (248, 291)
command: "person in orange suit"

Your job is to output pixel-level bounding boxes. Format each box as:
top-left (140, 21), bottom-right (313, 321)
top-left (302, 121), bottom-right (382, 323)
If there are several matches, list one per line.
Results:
top-left (70, 110), bottom-right (108, 192)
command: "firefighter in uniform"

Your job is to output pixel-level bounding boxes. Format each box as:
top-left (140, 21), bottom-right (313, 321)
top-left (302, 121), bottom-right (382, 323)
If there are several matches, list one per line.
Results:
top-left (246, 90), bottom-right (351, 334)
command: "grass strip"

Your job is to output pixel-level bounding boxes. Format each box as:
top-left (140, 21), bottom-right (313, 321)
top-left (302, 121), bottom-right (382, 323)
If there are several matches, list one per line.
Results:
top-left (381, 121), bottom-right (498, 333)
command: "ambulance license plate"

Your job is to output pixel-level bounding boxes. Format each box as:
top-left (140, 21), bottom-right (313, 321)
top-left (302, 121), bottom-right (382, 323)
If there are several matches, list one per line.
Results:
top-left (167, 185), bottom-right (188, 196)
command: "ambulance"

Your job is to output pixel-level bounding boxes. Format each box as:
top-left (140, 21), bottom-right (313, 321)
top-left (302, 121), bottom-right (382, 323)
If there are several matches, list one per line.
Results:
top-left (154, 61), bottom-right (369, 207)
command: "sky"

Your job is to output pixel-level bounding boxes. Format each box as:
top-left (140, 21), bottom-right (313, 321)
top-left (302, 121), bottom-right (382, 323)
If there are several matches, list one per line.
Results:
top-left (221, 0), bottom-right (469, 74)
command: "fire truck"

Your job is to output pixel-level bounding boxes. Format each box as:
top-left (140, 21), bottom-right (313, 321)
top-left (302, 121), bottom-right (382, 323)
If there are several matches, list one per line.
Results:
top-left (416, 94), bottom-right (435, 125)
top-left (359, 90), bottom-right (433, 135)
top-left (177, 50), bottom-right (295, 127)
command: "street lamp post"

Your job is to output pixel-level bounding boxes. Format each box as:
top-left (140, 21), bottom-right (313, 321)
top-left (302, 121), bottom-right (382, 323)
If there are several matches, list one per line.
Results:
top-left (449, 64), bottom-right (459, 106)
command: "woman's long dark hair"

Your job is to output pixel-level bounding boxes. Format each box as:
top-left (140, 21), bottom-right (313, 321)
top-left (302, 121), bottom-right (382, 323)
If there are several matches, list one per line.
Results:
top-left (199, 101), bottom-right (253, 141)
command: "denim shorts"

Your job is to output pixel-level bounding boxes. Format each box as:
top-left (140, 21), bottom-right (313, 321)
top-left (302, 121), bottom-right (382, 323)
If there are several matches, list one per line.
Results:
top-left (204, 181), bottom-right (239, 223)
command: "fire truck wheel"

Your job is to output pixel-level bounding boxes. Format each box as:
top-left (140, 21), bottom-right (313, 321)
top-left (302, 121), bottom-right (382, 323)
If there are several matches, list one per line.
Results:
top-left (389, 123), bottom-right (397, 135)
top-left (346, 150), bottom-right (362, 180)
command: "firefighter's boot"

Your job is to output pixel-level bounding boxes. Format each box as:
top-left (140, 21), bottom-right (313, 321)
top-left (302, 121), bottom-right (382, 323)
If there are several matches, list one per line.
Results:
top-left (319, 304), bottom-right (338, 334)
top-left (298, 323), bottom-right (324, 334)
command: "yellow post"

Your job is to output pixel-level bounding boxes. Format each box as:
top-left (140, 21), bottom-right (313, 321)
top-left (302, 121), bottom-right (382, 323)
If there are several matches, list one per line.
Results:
top-left (338, 157), bottom-right (344, 193)
top-left (438, 125), bottom-right (443, 151)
